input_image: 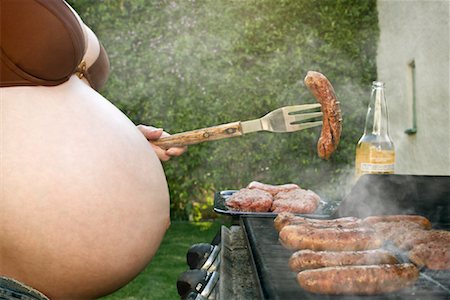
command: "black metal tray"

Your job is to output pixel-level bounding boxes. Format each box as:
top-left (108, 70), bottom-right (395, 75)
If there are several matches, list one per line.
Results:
top-left (213, 190), bottom-right (332, 217)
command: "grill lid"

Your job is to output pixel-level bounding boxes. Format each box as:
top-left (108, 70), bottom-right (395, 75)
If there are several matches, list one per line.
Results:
top-left (335, 174), bottom-right (450, 226)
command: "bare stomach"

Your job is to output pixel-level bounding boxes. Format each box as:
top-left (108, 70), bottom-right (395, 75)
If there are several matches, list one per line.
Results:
top-left (0, 77), bottom-right (170, 299)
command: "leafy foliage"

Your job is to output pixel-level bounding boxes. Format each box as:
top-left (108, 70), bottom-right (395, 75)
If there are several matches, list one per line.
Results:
top-left (68, 0), bottom-right (379, 220)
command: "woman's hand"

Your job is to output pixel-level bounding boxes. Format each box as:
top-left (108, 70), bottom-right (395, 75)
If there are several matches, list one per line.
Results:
top-left (137, 125), bottom-right (187, 161)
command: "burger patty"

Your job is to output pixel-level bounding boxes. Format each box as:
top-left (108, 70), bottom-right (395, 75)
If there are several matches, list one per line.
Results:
top-left (225, 188), bottom-right (272, 212)
top-left (225, 182), bottom-right (320, 213)
top-left (271, 189), bottom-right (320, 214)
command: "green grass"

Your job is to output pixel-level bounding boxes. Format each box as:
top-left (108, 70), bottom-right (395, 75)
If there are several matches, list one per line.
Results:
top-left (100, 220), bottom-right (228, 300)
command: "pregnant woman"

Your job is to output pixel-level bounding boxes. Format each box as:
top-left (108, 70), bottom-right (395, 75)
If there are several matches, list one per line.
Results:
top-left (1, 1), bottom-right (185, 299)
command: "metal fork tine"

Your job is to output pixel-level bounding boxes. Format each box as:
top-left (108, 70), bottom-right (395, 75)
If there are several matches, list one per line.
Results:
top-left (289, 111), bottom-right (323, 123)
top-left (287, 120), bottom-right (323, 132)
top-left (283, 103), bottom-right (321, 113)
top-left (154, 103), bottom-right (324, 147)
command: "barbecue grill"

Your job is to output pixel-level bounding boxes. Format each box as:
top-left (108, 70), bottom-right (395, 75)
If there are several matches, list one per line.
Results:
top-left (176, 174), bottom-right (450, 300)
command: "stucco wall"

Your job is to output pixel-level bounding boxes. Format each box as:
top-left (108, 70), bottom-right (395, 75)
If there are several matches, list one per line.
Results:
top-left (376, 0), bottom-right (450, 175)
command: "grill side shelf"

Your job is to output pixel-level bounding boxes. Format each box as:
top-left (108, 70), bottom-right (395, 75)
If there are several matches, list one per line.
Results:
top-left (239, 217), bottom-right (269, 300)
top-left (219, 225), bottom-right (261, 300)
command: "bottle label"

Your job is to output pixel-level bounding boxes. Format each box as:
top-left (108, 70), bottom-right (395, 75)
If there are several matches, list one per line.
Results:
top-left (361, 149), bottom-right (395, 174)
top-left (361, 162), bottom-right (395, 173)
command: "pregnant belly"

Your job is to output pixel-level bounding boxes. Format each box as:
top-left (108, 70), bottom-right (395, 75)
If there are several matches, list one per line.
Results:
top-left (0, 77), bottom-right (170, 299)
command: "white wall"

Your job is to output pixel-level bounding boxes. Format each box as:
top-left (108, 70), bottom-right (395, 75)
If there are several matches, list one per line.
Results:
top-left (377, 0), bottom-right (450, 175)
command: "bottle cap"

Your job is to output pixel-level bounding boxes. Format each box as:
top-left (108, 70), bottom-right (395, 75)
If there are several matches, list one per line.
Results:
top-left (372, 81), bottom-right (385, 87)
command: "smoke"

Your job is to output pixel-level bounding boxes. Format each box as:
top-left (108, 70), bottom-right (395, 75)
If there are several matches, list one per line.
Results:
top-left (336, 173), bottom-right (450, 219)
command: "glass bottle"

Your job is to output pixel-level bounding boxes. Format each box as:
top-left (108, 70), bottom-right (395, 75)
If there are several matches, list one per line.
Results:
top-left (355, 81), bottom-right (395, 177)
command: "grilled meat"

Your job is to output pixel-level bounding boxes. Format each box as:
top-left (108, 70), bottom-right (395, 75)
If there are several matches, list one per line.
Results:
top-left (371, 221), bottom-right (426, 248)
top-left (408, 240), bottom-right (450, 270)
top-left (225, 188), bottom-right (272, 212)
top-left (271, 189), bottom-right (320, 214)
top-left (247, 181), bottom-right (299, 196)
top-left (304, 71), bottom-right (342, 160)
top-left (279, 224), bottom-right (382, 251)
top-left (226, 182), bottom-right (320, 213)
top-left (289, 249), bottom-right (398, 272)
top-left (364, 215), bottom-right (450, 270)
top-left (274, 212), bottom-right (362, 232)
top-left (363, 215), bottom-right (432, 230)
top-left (370, 221), bottom-right (449, 250)
top-left (397, 229), bottom-right (450, 250)
top-left (297, 263), bottom-right (419, 295)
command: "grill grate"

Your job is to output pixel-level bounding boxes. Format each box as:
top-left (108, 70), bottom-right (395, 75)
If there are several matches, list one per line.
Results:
top-left (241, 216), bottom-right (450, 300)
top-left (219, 175), bottom-right (450, 299)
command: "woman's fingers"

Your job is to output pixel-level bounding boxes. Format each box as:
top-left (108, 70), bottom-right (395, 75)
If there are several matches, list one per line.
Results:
top-left (137, 125), bottom-right (163, 140)
top-left (137, 125), bottom-right (187, 161)
top-left (166, 146), bottom-right (187, 157)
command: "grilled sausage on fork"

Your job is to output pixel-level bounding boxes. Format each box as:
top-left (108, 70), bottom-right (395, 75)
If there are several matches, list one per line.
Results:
top-left (304, 71), bottom-right (342, 160)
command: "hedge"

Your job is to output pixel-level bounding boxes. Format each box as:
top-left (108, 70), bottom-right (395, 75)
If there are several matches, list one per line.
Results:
top-left (68, 0), bottom-right (379, 220)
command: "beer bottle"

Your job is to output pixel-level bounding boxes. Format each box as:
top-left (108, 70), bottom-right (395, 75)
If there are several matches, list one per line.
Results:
top-left (355, 81), bottom-right (395, 177)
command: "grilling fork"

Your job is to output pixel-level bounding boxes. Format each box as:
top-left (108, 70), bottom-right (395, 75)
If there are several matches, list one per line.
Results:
top-left (153, 104), bottom-right (323, 149)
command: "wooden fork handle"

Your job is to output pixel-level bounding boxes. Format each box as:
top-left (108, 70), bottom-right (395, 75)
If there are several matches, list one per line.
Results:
top-left (152, 121), bottom-right (243, 149)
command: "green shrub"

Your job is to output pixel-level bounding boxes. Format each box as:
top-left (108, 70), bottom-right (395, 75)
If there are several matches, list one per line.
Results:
top-left (69, 0), bottom-right (378, 220)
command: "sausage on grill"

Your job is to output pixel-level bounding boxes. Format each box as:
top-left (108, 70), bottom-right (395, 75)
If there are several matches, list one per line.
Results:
top-left (274, 212), bottom-right (362, 232)
top-left (289, 249), bottom-right (398, 272)
top-left (408, 240), bottom-right (450, 270)
top-left (304, 71), bottom-right (342, 160)
top-left (363, 215), bottom-right (432, 230)
top-left (396, 228), bottom-right (450, 250)
top-left (279, 224), bottom-right (382, 251)
top-left (297, 264), bottom-right (419, 295)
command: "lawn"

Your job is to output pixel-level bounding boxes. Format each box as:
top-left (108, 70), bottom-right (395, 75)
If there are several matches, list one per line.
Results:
top-left (100, 220), bottom-right (228, 300)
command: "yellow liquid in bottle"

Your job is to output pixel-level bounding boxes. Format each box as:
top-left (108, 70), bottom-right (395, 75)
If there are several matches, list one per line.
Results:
top-left (355, 141), bottom-right (395, 177)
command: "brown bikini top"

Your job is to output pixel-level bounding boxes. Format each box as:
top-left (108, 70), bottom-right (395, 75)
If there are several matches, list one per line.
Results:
top-left (0, 0), bottom-right (109, 91)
